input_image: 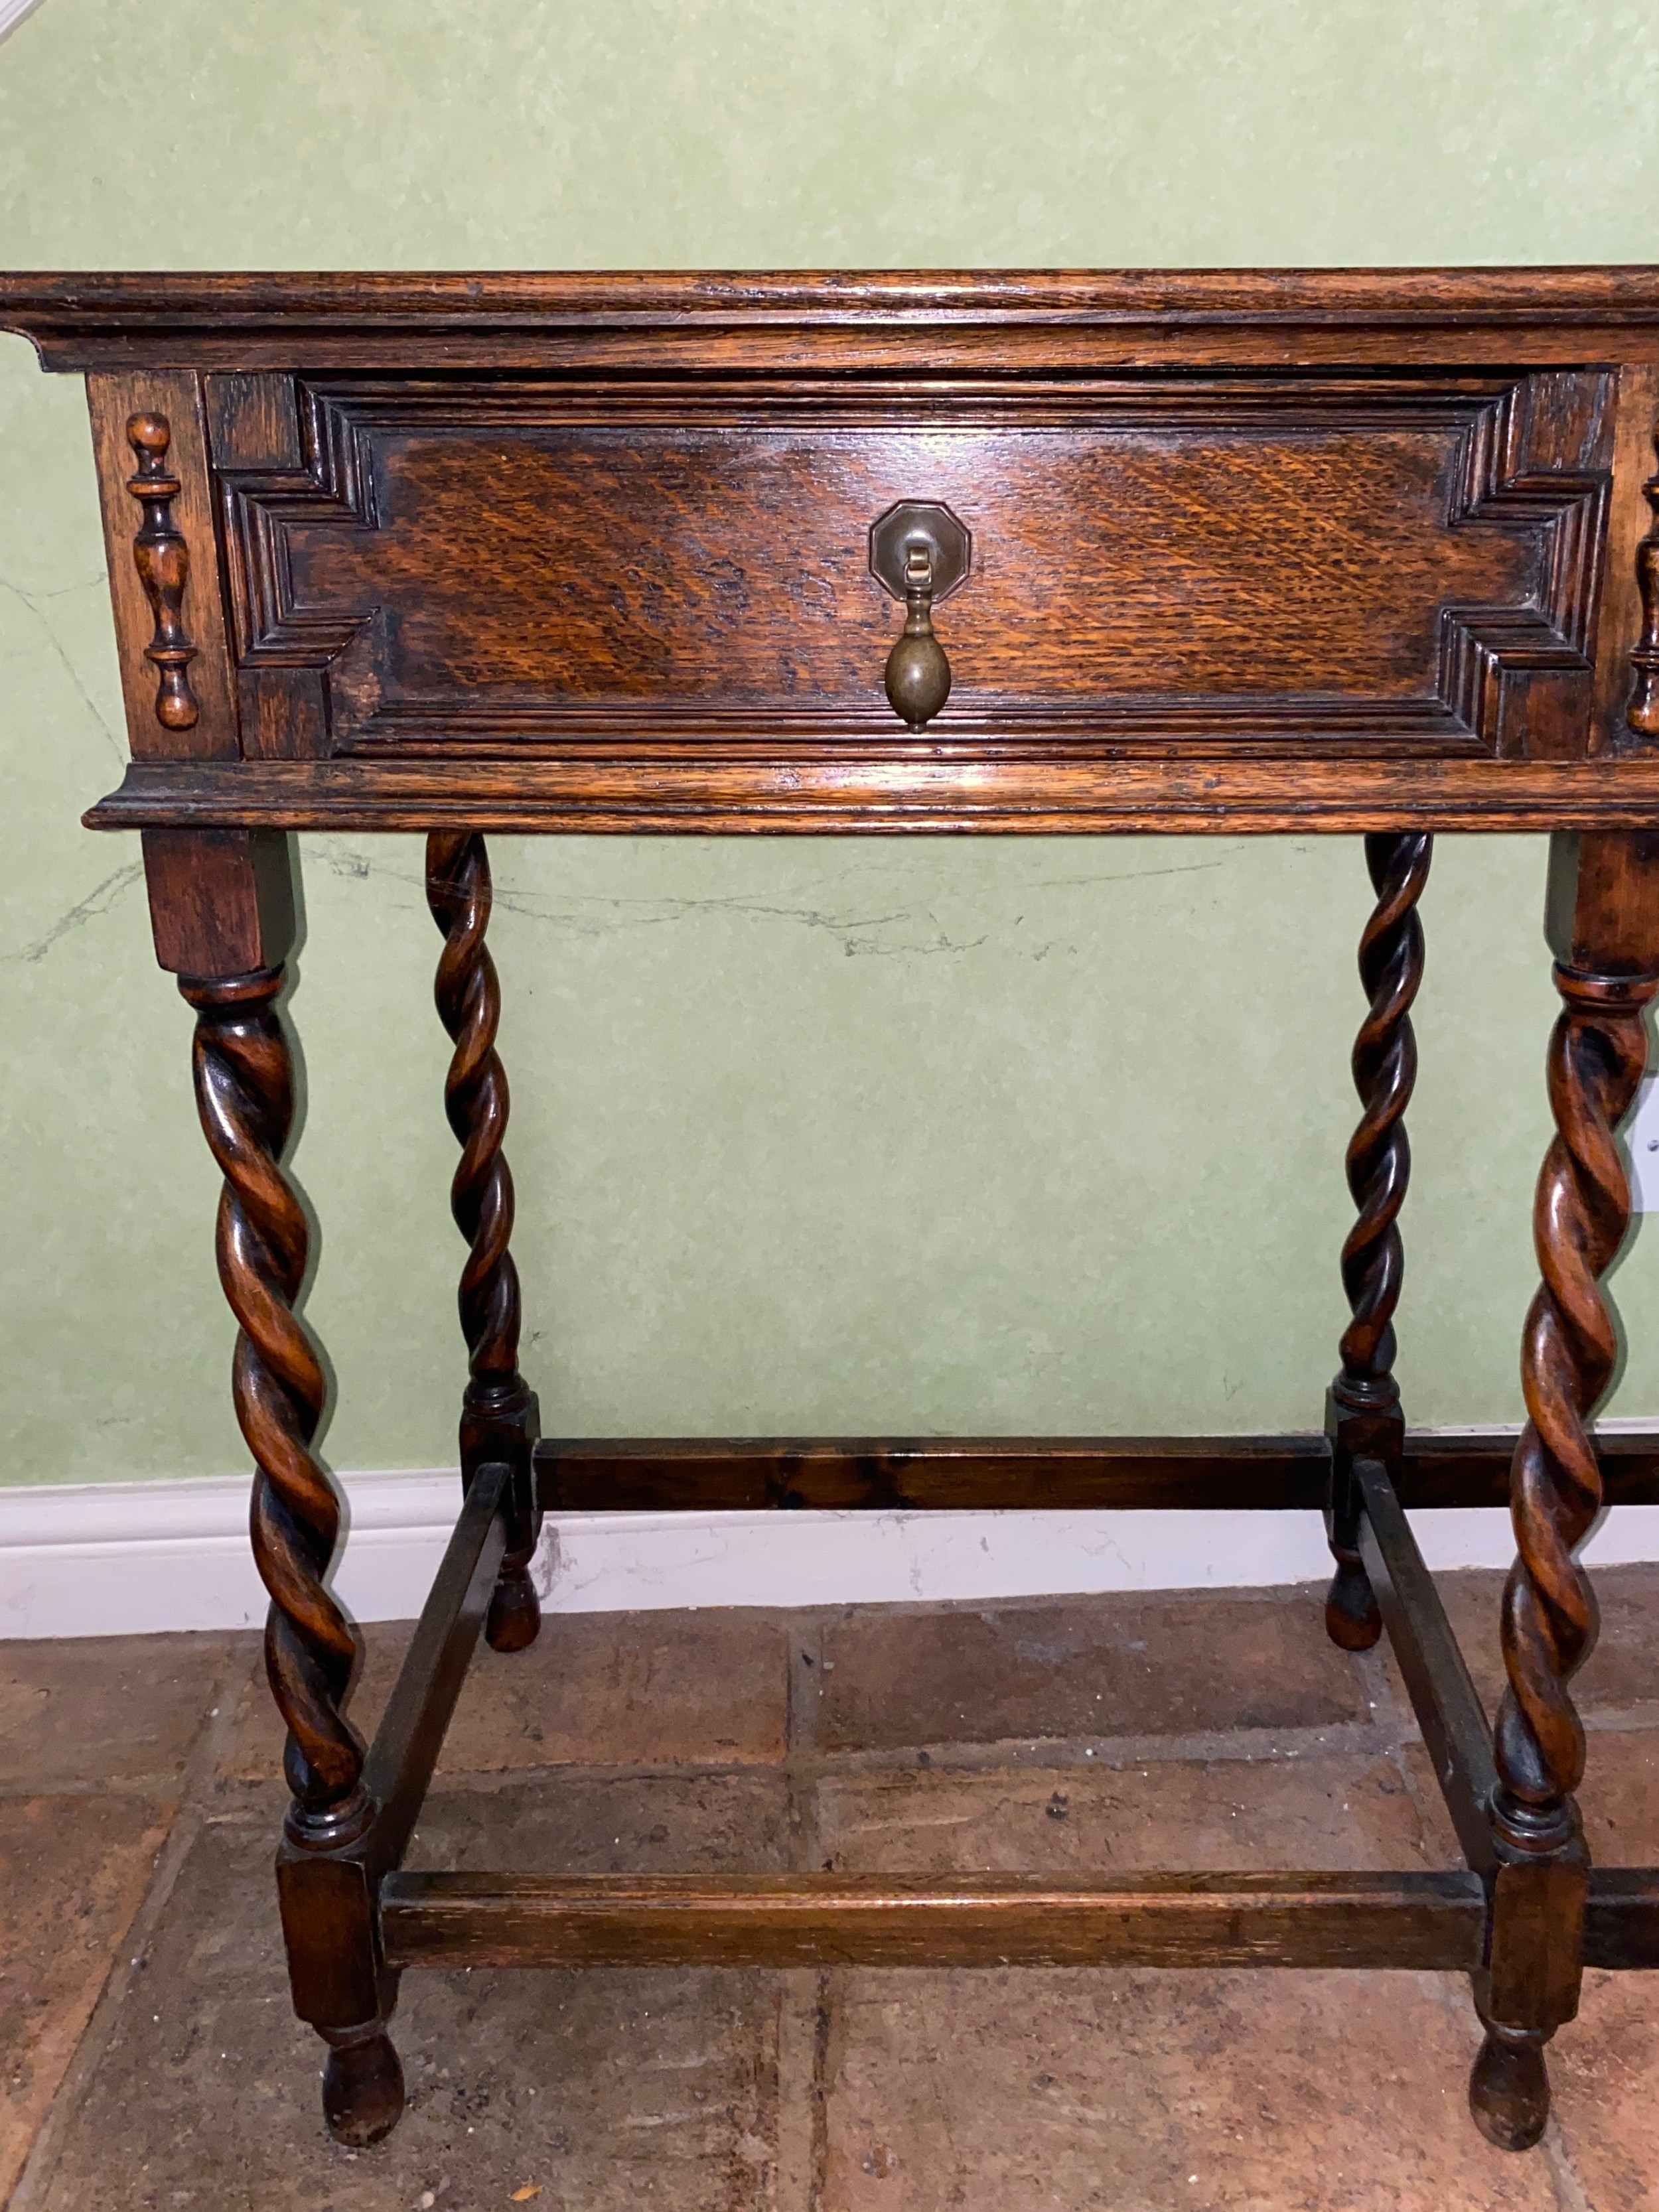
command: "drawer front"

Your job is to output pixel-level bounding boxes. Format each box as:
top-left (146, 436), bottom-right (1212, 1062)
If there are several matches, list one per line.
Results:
top-left (206, 370), bottom-right (1613, 761)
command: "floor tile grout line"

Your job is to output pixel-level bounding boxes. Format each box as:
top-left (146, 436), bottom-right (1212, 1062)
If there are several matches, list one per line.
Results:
top-left (0, 1777), bottom-right (192, 1803)
top-left (6, 1643), bottom-right (257, 2211)
top-left (770, 1970), bottom-right (823, 2212)
top-left (9, 1586), bottom-right (1655, 2202)
top-left (1370, 1631), bottom-right (1602, 2212)
top-left (9, 1799), bottom-right (205, 2211)
top-left (1417, 1977), bottom-right (1598, 2212)
top-left (784, 1616), bottom-right (826, 1877)
top-left (203, 1714), bottom-right (1422, 1804)
top-left (1544, 2119), bottom-right (1599, 2212)
top-left (25, 1706), bottom-right (1659, 1802)
top-left (808, 1715), bottom-right (1404, 1773)
top-left (786, 1628), bottom-right (831, 2209)
top-left (186, 1684), bottom-right (1659, 1804)
top-left (1563, 1701), bottom-right (1659, 1736)
top-left (808, 1968), bottom-right (832, 2212)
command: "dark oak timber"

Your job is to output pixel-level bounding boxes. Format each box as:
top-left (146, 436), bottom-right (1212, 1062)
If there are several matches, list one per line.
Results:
top-left (360, 1461), bottom-right (508, 1875)
top-left (164, 833), bottom-right (404, 2149)
top-left (380, 1868), bottom-right (1488, 1974)
top-left (1584, 1869), bottom-right (1659, 1969)
top-left (376, 1865), bottom-right (1659, 1977)
top-left (193, 373), bottom-right (1600, 754)
top-left (276, 1460), bottom-right (508, 2149)
top-left (1469, 830), bottom-right (1659, 2151)
top-left (1628, 405), bottom-right (1659, 738)
top-left (9, 267), bottom-right (1659, 2159)
top-left (427, 834), bottom-right (542, 1652)
top-left (184, 959), bottom-right (368, 1848)
top-left (80, 752), bottom-right (1659, 837)
top-left (0, 269), bottom-right (1650, 837)
top-left (534, 1429), bottom-right (1659, 1514)
top-left (123, 411), bottom-right (201, 731)
top-left (85, 370), bottom-right (241, 761)
top-left (9, 267), bottom-right (1659, 376)
top-left (1325, 831), bottom-right (1432, 1651)
top-left (1354, 1456), bottom-right (1498, 1876)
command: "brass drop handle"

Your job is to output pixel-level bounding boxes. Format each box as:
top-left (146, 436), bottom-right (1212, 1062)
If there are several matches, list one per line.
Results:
top-left (884, 545), bottom-right (951, 730)
top-left (868, 500), bottom-right (972, 732)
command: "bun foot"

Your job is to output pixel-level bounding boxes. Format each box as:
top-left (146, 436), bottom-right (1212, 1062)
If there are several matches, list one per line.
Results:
top-left (486, 1560), bottom-right (541, 1653)
top-left (1469, 2025), bottom-right (1551, 2152)
top-left (1324, 1558), bottom-right (1382, 1651)
top-left (322, 2024), bottom-right (405, 2147)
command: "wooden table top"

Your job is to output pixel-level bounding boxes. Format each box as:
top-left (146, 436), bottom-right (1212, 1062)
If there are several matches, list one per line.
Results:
top-left (5, 267), bottom-right (1659, 835)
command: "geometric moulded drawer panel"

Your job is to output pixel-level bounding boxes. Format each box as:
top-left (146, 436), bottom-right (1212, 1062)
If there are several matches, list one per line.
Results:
top-left (208, 368), bottom-right (1613, 758)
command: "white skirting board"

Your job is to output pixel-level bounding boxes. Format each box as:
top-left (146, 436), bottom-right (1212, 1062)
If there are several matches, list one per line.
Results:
top-left (0, 0), bottom-right (48, 47)
top-left (4, 1433), bottom-right (1659, 1638)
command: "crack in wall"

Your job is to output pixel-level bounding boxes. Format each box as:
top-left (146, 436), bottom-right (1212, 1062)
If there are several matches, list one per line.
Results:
top-left (301, 842), bottom-right (1229, 962)
top-left (0, 817), bottom-right (1232, 977)
top-left (0, 568), bottom-right (127, 767)
top-left (5, 859), bottom-right (143, 964)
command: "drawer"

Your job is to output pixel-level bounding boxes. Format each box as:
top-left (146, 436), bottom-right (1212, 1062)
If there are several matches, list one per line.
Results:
top-left (204, 369), bottom-right (1613, 762)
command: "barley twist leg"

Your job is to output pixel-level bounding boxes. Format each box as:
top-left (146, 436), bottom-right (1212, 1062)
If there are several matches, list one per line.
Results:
top-left (1469, 957), bottom-right (1658, 2150)
top-left (1494, 967), bottom-right (1651, 1838)
top-left (183, 969), bottom-right (368, 1838)
top-left (427, 831), bottom-right (541, 1651)
top-left (1325, 830), bottom-right (1432, 1649)
top-left (182, 967), bottom-right (402, 2144)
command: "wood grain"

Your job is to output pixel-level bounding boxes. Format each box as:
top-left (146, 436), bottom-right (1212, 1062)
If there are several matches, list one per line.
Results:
top-left (379, 1867), bottom-right (1488, 1973)
top-left (1354, 1456), bottom-right (1498, 1875)
top-left (85, 371), bottom-right (240, 761)
top-left (1469, 830), bottom-right (1659, 2151)
top-left (427, 833), bottom-right (543, 1653)
top-left (1628, 403), bottom-right (1659, 738)
top-left (361, 1462), bottom-right (507, 1877)
top-left (1583, 1869), bottom-right (1659, 1969)
top-left (1589, 367), bottom-right (1659, 750)
top-left (204, 376), bottom-right (1596, 758)
top-left (1324, 831), bottom-right (1433, 1653)
top-left (1497, 834), bottom-right (1659, 1857)
top-left (23, 264), bottom-right (1659, 2157)
top-left (123, 412), bottom-right (202, 731)
top-left (82, 750), bottom-right (1659, 835)
top-left (531, 1429), bottom-right (1659, 1513)
top-left (180, 965), bottom-right (370, 1848)
top-left (139, 827), bottom-right (295, 978)
top-left (8, 267), bottom-right (1659, 374)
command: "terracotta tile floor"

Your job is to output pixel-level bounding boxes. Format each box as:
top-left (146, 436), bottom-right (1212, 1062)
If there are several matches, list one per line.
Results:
top-left (3, 1572), bottom-right (1659, 2210)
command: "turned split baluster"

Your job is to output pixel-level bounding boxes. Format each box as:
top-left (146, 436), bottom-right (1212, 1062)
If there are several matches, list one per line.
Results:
top-left (123, 411), bottom-right (201, 733)
top-left (427, 831), bottom-right (543, 1651)
top-left (1466, 830), bottom-right (1659, 2150)
top-left (1325, 831), bottom-right (1433, 1649)
top-left (1626, 415), bottom-right (1659, 740)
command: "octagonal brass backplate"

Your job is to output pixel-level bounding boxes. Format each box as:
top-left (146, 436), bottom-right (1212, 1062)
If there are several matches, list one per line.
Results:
top-left (869, 501), bottom-right (972, 604)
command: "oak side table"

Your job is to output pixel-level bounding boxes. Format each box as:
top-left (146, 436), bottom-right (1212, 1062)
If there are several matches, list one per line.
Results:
top-left (6, 268), bottom-right (1659, 2158)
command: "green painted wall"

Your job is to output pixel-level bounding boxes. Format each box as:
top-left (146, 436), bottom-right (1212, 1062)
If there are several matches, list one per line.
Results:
top-left (3, 0), bottom-right (1658, 1487)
